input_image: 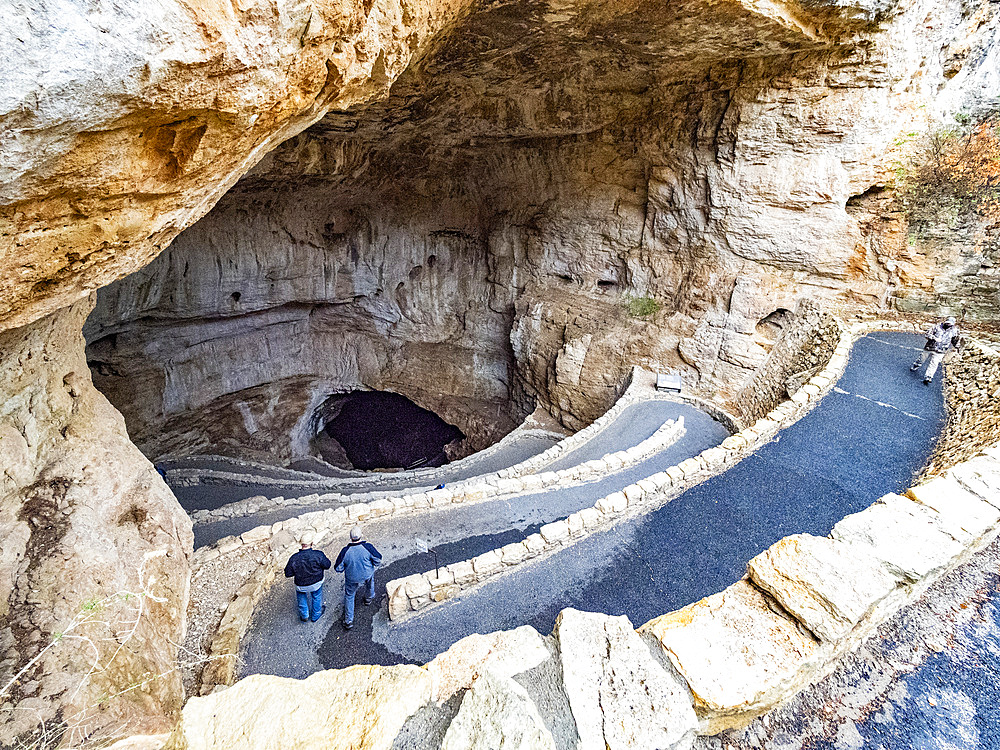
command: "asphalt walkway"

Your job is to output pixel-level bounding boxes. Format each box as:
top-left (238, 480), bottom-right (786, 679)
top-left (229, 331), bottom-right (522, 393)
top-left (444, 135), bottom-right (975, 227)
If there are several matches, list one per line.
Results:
top-left (239, 333), bottom-right (946, 685)
top-left (239, 400), bottom-right (728, 677)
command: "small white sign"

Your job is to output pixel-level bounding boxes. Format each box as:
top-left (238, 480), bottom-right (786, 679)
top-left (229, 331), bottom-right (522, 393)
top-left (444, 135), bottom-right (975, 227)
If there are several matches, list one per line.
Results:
top-left (414, 537), bottom-right (429, 554)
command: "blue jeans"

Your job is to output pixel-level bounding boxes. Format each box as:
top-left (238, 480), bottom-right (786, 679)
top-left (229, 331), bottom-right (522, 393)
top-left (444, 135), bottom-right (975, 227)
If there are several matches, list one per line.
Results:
top-left (296, 583), bottom-right (324, 622)
top-left (343, 576), bottom-right (375, 626)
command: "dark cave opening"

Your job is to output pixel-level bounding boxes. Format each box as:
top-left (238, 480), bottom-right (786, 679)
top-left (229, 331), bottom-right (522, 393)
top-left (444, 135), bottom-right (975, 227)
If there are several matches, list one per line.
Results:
top-left (314, 390), bottom-right (465, 471)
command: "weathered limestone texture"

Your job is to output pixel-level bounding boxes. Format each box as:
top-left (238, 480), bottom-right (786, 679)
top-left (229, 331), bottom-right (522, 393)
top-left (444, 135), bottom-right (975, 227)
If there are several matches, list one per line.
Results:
top-left (425, 626), bottom-right (551, 702)
top-left (0, 300), bottom-right (193, 746)
top-left (0, 0), bottom-right (473, 334)
top-left (641, 580), bottom-right (820, 733)
top-left (555, 609), bottom-right (697, 750)
top-left (439, 669), bottom-right (556, 750)
top-left (165, 666), bottom-right (431, 750)
top-left (77, 0), bottom-right (1000, 457)
top-left (747, 534), bottom-right (905, 643)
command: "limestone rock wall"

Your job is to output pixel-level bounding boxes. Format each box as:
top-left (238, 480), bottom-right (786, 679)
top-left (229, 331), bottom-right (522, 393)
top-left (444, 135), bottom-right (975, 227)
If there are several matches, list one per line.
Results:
top-left (0, 300), bottom-right (194, 746)
top-left (0, 0), bottom-right (473, 335)
top-left (84, 187), bottom-right (522, 461)
top-left (83, 0), bottom-right (1000, 450)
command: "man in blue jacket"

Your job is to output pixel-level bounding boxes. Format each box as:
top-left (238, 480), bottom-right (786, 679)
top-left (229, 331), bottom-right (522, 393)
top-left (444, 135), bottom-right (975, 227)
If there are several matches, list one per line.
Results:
top-left (283, 531), bottom-right (331, 622)
top-left (334, 526), bottom-right (383, 631)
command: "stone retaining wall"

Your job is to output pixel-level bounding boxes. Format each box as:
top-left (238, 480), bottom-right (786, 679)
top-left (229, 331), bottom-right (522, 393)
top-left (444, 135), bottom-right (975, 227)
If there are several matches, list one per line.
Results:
top-left (923, 338), bottom-right (1000, 477)
top-left (731, 298), bottom-right (842, 424)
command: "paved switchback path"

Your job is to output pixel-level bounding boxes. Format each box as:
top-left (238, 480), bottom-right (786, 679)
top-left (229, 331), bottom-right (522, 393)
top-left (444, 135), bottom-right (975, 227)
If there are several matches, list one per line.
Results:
top-left (171, 430), bottom-right (562, 514)
top-left (195, 400), bottom-right (689, 548)
top-left (240, 400), bottom-right (728, 677)
top-left (241, 333), bottom-right (946, 677)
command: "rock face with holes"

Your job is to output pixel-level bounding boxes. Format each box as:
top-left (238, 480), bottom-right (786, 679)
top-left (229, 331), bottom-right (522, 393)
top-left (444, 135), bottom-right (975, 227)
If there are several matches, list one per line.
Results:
top-left (0, 299), bottom-right (193, 745)
top-left (80, 0), bottom-right (1000, 458)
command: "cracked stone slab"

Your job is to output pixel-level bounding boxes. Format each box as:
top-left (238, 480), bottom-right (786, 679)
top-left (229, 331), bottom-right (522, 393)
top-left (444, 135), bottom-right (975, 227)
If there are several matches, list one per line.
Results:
top-left (747, 534), bottom-right (904, 643)
top-left (639, 581), bottom-right (819, 733)
top-left (440, 669), bottom-right (556, 750)
top-left (426, 626), bottom-right (550, 702)
top-left (830, 493), bottom-right (966, 582)
top-left (906, 476), bottom-right (1000, 541)
top-left (556, 608), bottom-right (697, 749)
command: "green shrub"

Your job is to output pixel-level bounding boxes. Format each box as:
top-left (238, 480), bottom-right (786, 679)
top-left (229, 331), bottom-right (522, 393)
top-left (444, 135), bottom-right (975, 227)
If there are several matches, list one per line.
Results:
top-left (624, 295), bottom-right (660, 318)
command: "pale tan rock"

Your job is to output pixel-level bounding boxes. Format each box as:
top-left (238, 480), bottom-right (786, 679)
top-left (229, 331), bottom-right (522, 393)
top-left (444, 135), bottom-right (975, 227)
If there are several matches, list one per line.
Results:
top-left (906, 476), bottom-right (1000, 541)
top-left (540, 520), bottom-right (570, 544)
top-left (440, 669), bottom-right (556, 750)
top-left (449, 560), bottom-right (476, 585)
top-left (747, 534), bottom-right (902, 643)
top-left (830, 494), bottom-right (965, 582)
top-left (425, 626), bottom-right (550, 701)
top-left (640, 580), bottom-right (818, 731)
top-left (0, 301), bottom-right (192, 743)
top-left (500, 542), bottom-right (528, 565)
top-left (473, 550), bottom-right (503, 577)
top-left (556, 609), bottom-right (697, 750)
top-left (165, 666), bottom-right (431, 750)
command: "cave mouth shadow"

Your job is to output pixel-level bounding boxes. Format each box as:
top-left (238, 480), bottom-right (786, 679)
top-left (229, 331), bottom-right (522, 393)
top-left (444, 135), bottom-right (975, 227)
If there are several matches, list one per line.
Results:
top-left (313, 390), bottom-right (465, 471)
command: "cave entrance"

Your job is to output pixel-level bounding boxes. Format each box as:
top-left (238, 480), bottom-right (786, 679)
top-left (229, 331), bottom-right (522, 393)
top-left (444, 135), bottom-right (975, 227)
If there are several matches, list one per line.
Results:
top-left (314, 390), bottom-right (465, 471)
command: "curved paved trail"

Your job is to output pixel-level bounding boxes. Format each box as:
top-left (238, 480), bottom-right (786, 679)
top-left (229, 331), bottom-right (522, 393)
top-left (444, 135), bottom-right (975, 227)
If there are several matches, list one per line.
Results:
top-left (170, 430), bottom-right (563, 513)
top-left (240, 400), bottom-right (728, 677)
top-left (195, 399), bottom-right (692, 548)
top-left (240, 333), bottom-right (947, 682)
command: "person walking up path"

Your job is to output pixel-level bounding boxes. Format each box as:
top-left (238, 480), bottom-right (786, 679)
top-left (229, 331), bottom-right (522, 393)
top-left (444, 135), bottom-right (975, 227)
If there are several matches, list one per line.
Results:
top-left (283, 531), bottom-right (331, 622)
top-left (334, 526), bottom-right (382, 631)
top-left (912, 316), bottom-right (961, 385)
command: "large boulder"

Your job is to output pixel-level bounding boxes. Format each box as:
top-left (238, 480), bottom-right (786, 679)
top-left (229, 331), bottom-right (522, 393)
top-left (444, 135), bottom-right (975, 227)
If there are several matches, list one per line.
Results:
top-left (555, 608), bottom-right (697, 750)
top-left (440, 669), bottom-right (556, 750)
top-left (165, 665), bottom-right (431, 750)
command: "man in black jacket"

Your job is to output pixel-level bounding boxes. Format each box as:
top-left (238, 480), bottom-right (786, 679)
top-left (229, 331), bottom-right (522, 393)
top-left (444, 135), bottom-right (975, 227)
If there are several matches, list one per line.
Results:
top-left (284, 531), bottom-right (331, 622)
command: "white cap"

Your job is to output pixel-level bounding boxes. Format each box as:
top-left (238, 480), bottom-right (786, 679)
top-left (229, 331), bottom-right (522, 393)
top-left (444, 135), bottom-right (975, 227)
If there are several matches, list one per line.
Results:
top-left (299, 530), bottom-right (315, 547)
top-left (350, 526), bottom-right (362, 541)
top-left (946, 316), bottom-right (956, 326)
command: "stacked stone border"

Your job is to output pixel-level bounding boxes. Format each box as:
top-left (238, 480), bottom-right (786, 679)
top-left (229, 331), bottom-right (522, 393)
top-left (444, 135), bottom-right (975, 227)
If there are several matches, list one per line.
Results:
top-left (923, 337), bottom-right (1000, 477)
top-left (187, 369), bottom-right (680, 524)
top-left (382, 320), bottom-right (878, 620)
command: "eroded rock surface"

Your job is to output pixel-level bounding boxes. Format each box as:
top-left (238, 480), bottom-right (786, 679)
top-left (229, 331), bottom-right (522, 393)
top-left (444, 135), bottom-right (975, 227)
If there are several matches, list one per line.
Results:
top-left (0, 0), bottom-right (474, 334)
top-left (80, 0), bottom-right (1000, 459)
top-left (0, 300), bottom-right (193, 745)
top-left (555, 608), bottom-right (698, 750)
top-left (440, 669), bottom-right (556, 750)
top-left (165, 666), bottom-right (431, 750)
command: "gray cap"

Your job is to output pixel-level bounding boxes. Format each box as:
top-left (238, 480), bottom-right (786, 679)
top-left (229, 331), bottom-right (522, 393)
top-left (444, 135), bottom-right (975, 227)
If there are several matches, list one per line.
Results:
top-left (945, 316), bottom-right (956, 326)
top-left (350, 526), bottom-right (362, 541)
